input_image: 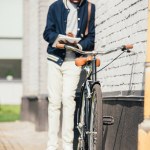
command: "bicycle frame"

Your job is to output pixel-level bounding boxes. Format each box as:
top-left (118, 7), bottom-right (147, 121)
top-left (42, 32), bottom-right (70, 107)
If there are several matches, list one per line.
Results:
top-left (77, 57), bottom-right (101, 149)
top-left (91, 56), bottom-right (97, 82)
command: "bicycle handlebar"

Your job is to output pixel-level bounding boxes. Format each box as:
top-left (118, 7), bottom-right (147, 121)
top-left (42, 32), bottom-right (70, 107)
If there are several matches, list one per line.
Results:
top-left (56, 43), bottom-right (133, 56)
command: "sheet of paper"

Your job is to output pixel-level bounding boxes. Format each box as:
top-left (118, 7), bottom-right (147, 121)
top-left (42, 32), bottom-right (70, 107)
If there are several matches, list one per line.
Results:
top-left (52, 34), bottom-right (81, 47)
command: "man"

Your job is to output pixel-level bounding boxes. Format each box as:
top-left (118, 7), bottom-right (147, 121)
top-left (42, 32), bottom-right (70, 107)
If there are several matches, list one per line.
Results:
top-left (43, 0), bottom-right (95, 149)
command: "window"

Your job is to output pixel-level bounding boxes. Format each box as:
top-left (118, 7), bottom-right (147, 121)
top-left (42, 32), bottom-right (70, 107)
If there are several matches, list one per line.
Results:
top-left (0, 59), bottom-right (21, 80)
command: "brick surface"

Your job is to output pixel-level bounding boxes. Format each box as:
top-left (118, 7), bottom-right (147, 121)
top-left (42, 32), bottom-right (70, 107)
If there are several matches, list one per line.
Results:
top-left (95, 0), bottom-right (148, 93)
top-left (22, 0), bottom-right (147, 96)
top-left (0, 121), bottom-right (47, 150)
top-left (0, 121), bottom-right (65, 150)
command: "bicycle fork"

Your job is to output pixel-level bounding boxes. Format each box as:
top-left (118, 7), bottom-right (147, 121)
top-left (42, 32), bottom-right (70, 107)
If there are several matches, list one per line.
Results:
top-left (77, 80), bottom-right (93, 149)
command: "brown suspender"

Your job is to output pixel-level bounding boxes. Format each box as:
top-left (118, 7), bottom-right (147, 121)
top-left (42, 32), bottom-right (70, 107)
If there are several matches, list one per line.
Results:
top-left (85, 2), bottom-right (92, 36)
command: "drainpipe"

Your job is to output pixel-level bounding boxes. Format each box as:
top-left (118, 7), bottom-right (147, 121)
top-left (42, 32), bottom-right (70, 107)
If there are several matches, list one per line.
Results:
top-left (138, 1), bottom-right (150, 149)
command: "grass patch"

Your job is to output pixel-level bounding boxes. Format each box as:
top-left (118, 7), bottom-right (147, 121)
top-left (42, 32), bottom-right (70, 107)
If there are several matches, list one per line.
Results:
top-left (0, 105), bottom-right (20, 122)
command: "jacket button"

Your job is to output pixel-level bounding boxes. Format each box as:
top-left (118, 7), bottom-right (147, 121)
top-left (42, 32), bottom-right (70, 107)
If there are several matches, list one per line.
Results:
top-left (81, 34), bottom-right (84, 37)
top-left (77, 28), bottom-right (80, 31)
top-left (78, 18), bottom-right (80, 21)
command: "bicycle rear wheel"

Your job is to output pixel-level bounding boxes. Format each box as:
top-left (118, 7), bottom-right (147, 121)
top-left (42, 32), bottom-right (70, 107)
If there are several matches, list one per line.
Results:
top-left (89, 83), bottom-right (103, 150)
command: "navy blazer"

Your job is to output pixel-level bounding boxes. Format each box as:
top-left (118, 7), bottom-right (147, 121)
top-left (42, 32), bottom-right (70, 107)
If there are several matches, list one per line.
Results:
top-left (43, 0), bottom-right (95, 66)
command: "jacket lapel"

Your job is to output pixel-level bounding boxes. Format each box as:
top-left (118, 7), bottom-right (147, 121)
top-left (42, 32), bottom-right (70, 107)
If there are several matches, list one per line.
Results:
top-left (61, 1), bottom-right (69, 35)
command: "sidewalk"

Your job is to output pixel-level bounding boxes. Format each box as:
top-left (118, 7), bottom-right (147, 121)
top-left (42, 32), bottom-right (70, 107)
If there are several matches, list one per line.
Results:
top-left (0, 121), bottom-right (79, 150)
top-left (0, 121), bottom-right (48, 150)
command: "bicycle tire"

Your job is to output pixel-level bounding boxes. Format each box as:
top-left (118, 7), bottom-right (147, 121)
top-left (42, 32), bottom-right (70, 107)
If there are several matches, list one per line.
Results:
top-left (89, 83), bottom-right (103, 150)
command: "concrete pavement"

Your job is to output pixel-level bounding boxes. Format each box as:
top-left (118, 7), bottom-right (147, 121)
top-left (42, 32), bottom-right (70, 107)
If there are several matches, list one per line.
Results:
top-left (0, 121), bottom-right (48, 150)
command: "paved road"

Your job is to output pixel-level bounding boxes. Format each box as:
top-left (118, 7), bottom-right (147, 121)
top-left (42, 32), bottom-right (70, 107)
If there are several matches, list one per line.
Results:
top-left (0, 121), bottom-right (79, 150)
top-left (0, 121), bottom-right (48, 150)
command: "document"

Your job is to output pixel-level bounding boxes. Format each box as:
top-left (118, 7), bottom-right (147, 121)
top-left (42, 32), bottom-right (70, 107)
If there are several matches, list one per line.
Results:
top-left (52, 34), bottom-right (81, 47)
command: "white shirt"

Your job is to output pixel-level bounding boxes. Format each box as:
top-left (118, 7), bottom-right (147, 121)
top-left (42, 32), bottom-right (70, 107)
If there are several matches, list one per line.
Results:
top-left (66, 0), bottom-right (78, 36)
top-left (65, 0), bottom-right (78, 60)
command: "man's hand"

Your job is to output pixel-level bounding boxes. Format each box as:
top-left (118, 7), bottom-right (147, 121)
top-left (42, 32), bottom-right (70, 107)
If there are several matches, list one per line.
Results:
top-left (56, 41), bottom-right (77, 49)
top-left (67, 32), bottom-right (74, 37)
top-left (56, 42), bottom-right (65, 49)
top-left (56, 32), bottom-right (78, 49)
top-left (65, 32), bottom-right (78, 47)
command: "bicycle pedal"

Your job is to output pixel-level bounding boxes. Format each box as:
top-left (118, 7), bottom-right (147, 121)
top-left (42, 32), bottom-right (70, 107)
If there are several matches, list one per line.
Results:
top-left (103, 116), bottom-right (114, 125)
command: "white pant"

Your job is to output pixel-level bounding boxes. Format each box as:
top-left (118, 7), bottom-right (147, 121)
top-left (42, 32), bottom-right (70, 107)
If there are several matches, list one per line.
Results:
top-left (46, 60), bottom-right (81, 150)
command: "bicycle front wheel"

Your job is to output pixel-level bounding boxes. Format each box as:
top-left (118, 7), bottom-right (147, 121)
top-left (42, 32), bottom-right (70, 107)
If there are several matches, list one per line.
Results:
top-left (89, 83), bottom-right (103, 150)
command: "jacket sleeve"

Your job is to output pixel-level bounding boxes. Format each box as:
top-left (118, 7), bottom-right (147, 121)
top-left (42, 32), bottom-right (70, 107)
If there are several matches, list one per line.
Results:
top-left (78, 4), bottom-right (95, 51)
top-left (43, 5), bottom-right (58, 44)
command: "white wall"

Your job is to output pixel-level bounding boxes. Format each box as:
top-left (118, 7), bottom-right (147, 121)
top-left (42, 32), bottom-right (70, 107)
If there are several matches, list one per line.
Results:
top-left (0, 81), bottom-right (22, 104)
top-left (0, 0), bottom-right (23, 37)
top-left (95, 0), bottom-right (148, 94)
top-left (0, 0), bottom-right (23, 59)
top-left (0, 0), bottom-right (23, 104)
top-left (0, 40), bottom-right (22, 59)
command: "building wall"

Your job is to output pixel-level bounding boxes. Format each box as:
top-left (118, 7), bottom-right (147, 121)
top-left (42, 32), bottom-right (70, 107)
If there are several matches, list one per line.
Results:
top-left (0, 0), bottom-right (23, 104)
top-left (39, 0), bottom-right (55, 95)
top-left (0, 81), bottom-right (22, 104)
top-left (0, 0), bottom-right (22, 37)
top-left (95, 0), bottom-right (148, 95)
top-left (23, 0), bottom-right (148, 98)
top-left (0, 0), bottom-right (23, 59)
top-left (38, 0), bottom-right (147, 96)
top-left (22, 0), bottom-right (55, 97)
top-left (22, 0), bottom-right (40, 96)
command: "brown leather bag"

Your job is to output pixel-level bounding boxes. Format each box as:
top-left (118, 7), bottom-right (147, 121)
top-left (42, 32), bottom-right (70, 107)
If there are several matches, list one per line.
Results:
top-left (85, 2), bottom-right (92, 36)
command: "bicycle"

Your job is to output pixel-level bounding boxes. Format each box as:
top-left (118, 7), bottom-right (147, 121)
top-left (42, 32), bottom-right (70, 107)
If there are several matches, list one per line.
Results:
top-left (57, 43), bottom-right (133, 150)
